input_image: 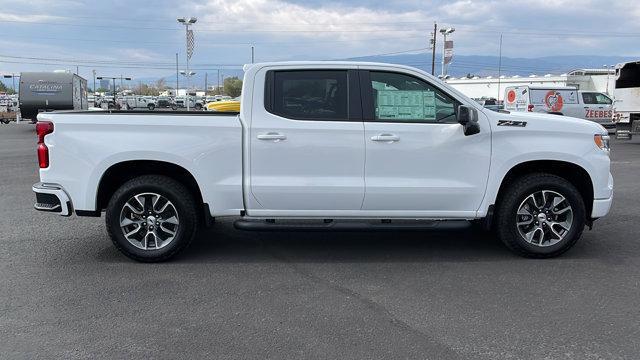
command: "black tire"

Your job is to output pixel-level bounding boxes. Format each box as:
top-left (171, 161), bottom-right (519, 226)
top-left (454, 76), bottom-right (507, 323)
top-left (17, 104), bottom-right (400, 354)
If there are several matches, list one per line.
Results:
top-left (494, 173), bottom-right (585, 258)
top-left (195, 103), bottom-right (203, 111)
top-left (147, 104), bottom-right (155, 111)
top-left (105, 175), bottom-right (198, 262)
top-left (171, 105), bottom-right (178, 111)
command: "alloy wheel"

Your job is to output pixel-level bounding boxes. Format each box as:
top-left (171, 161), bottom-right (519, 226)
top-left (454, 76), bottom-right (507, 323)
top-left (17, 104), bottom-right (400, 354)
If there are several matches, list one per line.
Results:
top-left (119, 192), bottom-right (179, 250)
top-left (516, 190), bottom-right (573, 247)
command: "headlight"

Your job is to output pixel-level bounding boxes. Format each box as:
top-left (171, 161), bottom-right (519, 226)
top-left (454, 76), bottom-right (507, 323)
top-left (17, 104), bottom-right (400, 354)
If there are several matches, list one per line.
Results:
top-left (594, 134), bottom-right (610, 151)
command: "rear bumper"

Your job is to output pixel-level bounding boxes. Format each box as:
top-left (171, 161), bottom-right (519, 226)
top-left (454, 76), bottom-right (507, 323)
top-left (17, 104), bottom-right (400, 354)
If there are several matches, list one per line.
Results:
top-left (32, 182), bottom-right (72, 216)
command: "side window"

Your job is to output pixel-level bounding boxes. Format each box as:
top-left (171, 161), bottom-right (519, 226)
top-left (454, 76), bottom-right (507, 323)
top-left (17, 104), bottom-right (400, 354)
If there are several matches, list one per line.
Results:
top-left (595, 93), bottom-right (612, 105)
top-left (582, 93), bottom-right (597, 104)
top-left (269, 70), bottom-right (348, 121)
top-left (368, 71), bottom-right (458, 123)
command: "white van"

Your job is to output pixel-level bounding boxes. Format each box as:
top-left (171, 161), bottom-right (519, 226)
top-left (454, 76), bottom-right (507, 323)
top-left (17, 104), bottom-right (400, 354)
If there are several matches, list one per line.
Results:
top-left (504, 86), bottom-right (615, 130)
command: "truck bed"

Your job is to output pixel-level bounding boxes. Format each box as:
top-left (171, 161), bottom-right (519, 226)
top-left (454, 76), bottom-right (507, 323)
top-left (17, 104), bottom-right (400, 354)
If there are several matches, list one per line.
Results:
top-left (36, 110), bottom-right (244, 215)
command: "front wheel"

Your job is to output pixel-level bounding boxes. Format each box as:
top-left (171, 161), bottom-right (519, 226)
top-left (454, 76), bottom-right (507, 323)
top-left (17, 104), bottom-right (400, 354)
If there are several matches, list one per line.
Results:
top-left (495, 174), bottom-right (585, 258)
top-left (105, 175), bottom-right (198, 262)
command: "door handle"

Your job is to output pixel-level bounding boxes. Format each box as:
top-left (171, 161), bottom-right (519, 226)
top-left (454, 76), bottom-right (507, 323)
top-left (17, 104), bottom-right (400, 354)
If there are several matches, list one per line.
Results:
top-left (371, 134), bottom-right (400, 142)
top-left (257, 132), bottom-right (287, 141)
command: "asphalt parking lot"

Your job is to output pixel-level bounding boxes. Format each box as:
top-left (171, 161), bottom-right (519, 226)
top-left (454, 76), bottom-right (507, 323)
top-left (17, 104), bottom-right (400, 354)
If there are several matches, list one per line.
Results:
top-left (1, 123), bottom-right (639, 359)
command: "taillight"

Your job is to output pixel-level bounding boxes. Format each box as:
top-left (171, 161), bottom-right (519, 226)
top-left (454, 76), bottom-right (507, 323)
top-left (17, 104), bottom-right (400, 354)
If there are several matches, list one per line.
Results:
top-left (527, 104), bottom-right (534, 112)
top-left (36, 121), bottom-right (54, 168)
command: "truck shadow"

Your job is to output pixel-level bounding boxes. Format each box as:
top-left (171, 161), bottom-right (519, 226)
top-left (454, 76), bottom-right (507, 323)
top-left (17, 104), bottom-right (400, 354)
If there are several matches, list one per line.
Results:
top-left (172, 219), bottom-right (517, 264)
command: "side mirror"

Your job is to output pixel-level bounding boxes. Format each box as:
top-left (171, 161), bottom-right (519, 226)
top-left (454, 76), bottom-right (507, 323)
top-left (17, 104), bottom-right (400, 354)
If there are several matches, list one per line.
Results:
top-left (458, 105), bottom-right (480, 136)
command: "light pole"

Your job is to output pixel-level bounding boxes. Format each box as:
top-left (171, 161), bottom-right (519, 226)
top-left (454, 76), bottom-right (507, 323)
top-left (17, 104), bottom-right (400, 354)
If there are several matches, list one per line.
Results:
top-left (180, 70), bottom-right (196, 107)
top-left (440, 27), bottom-right (455, 78)
top-left (604, 64), bottom-right (614, 95)
top-left (177, 16), bottom-right (197, 110)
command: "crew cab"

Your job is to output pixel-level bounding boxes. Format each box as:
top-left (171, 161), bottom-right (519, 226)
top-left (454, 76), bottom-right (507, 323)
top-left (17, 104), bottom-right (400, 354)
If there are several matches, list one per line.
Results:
top-left (33, 62), bottom-right (614, 262)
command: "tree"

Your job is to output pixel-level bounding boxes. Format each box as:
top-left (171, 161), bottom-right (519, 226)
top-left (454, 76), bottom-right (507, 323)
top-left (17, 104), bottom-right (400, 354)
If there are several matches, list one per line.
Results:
top-left (223, 77), bottom-right (243, 98)
top-left (155, 78), bottom-right (167, 92)
top-left (133, 83), bottom-right (160, 96)
top-left (0, 82), bottom-right (16, 95)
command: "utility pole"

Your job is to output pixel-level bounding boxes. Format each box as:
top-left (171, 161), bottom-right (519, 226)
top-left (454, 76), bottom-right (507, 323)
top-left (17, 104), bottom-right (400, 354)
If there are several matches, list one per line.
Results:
top-left (497, 34), bottom-right (503, 100)
top-left (175, 53), bottom-right (179, 96)
top-left (92, 69), bottom-right (96, 94)
top-left (251, 46), bottom-right (255, 64)
top-left (430, 22), bottom-right (437, 75)
top-left (204, 73), bottom-right (208, 95)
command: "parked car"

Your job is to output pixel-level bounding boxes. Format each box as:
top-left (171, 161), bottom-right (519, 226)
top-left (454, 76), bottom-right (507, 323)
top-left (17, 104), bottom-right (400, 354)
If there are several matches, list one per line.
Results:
top-left (155, 96), bottom-right (178, 110)
top-left (33, 61), bottom-right (613, 262)
top-left (475, 98), bottom-right (502, 112)
top-left (174, 96), bottom-right (204, 110)
top-left (120, 96), bottom-right (157, 110)
top-left (0, 93), bottom-right (17, 124)
top-left (504, 86), bottom-right (615, 130)
top-left (205, 97), bottom-right (240, 112)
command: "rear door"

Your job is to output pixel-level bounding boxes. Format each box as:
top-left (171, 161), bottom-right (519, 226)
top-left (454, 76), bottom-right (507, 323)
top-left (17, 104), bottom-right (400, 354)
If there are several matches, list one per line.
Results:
top-left (360, 69), bottom-right (491, 216)
top-left (249, 68), bottom-right (365, 214)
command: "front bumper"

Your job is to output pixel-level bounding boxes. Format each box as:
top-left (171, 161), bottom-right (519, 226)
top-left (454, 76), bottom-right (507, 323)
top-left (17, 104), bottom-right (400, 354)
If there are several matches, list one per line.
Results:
top-left (591, 173), bottom-right (613, 218)
top-left (592, 196), bottom-right (613, 218)
top-left (32, 182), bottom-right (72, 216)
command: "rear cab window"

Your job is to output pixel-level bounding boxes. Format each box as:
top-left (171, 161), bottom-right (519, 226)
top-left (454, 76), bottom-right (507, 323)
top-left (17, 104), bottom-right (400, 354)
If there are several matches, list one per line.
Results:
top-left (265, 70), bottom-right (357, 121)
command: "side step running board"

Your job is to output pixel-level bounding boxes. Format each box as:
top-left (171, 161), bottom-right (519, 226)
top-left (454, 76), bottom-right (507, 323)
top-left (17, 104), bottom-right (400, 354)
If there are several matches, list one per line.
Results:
top-left (233, 219), bottom-right (470, 232)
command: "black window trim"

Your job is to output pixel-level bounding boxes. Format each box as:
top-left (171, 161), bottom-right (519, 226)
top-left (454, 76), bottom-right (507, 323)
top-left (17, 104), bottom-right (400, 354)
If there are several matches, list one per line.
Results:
top-left (264, 69), bottom-right (362, 122)
top-left (359, 69), bottom-right (461, 124)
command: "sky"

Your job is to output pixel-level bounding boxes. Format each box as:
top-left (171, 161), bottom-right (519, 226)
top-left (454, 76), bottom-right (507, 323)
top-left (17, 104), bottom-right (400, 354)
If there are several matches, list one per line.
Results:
top-left (0, 0), bottom-right (638, 85)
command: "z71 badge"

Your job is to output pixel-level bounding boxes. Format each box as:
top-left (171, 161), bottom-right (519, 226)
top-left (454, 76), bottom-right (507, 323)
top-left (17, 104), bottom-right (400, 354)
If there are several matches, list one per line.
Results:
top-left (497, 120), bottom-right (527, 127)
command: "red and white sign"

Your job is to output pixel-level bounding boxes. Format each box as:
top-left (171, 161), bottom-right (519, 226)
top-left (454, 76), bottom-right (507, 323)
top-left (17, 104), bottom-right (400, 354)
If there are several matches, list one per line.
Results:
top-left (544, 91), bottom-right (564, 112)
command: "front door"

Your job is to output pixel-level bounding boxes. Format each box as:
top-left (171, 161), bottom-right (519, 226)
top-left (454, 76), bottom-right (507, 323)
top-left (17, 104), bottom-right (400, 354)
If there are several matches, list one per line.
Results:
top-left (249, 69), bottom-right (365, 214)
top-left (360, 70), bottom-right (491, 217)
top-left (580, 92), bottom-right (614, 124)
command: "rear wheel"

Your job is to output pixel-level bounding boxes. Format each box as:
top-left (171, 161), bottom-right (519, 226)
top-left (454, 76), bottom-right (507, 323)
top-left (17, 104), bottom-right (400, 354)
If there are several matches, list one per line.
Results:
top-left (147, 103), bottom-right (155, 111)
top-left (105, 175), bottom-right (198, 262)
top-left (495, 174), bottom-right (585, 258)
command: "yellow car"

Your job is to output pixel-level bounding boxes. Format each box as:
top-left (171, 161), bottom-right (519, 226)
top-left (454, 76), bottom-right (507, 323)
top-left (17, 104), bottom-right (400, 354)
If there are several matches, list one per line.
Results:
top-left (205, 98), bottom-right (240, 112)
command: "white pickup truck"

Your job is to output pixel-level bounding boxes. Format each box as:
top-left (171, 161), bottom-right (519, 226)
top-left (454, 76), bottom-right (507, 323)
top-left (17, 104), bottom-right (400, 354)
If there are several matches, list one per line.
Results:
top-left (33, 62), bottom-right (614, 262)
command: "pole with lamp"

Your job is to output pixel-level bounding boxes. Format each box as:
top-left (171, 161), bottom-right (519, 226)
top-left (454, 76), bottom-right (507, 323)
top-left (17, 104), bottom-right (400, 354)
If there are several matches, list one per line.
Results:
top-left (177, 17), bottom-right (197, 111)
top-left (440, 27), bottom-right (455, 79)
top-left (180, 70), bottom-right (196, 107)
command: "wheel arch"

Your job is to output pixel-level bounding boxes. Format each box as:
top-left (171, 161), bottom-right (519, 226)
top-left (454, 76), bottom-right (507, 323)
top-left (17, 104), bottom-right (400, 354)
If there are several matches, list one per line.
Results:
top-left (494, 160), bottom-right (594, 219)
top-left (96, 160), bottom-right (205, 212)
